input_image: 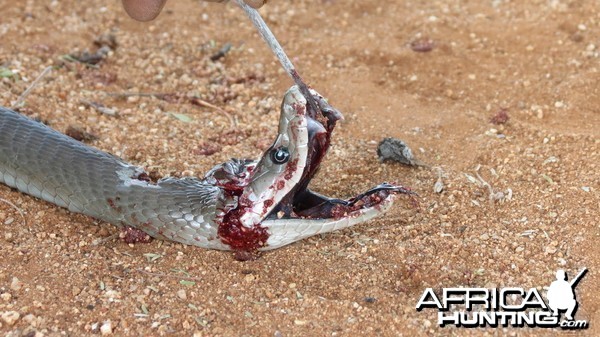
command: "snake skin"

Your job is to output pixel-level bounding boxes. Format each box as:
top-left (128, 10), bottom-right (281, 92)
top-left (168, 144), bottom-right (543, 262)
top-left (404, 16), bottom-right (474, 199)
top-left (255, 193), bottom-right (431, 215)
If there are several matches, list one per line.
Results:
top-left (0, 105), bottom-right (233, 249)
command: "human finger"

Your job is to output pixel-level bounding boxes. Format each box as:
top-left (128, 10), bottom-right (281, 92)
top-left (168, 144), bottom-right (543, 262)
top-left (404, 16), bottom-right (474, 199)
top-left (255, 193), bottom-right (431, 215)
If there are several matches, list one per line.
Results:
top-left (121, 0), bottom-right (168, 21)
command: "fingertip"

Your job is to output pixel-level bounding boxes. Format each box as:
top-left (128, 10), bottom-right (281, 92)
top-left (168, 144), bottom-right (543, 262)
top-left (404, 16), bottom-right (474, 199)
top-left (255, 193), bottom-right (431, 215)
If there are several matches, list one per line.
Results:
top-left (244, 0), bottom-right (267, 9)
top-left (122, 0), bottom-right (168, 21)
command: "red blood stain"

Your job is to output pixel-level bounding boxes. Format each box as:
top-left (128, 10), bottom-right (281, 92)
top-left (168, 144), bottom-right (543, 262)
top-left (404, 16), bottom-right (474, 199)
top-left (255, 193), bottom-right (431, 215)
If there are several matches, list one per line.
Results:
top-left (284, 158), bottom-right (299, 180)
top-left (262, 199), bottom-right (274, 215)
top-left (120, 226), bottom-right (152, 244)
top-left (218, 190), bottom-right (269, 251)
top-left (298, 189), bottom-right (401, 220)
top-left (135, 173), bottom-right (152, 182)
top-left (106, 198), bottom-right (122, 212)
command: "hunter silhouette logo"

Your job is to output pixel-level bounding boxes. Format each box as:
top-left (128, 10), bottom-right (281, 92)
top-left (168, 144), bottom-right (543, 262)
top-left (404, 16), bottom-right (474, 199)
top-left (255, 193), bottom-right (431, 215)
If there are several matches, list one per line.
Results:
top-left (547, 268), bottom-right (587, 321)
top-left (415, 268), bottom-right (588, 329)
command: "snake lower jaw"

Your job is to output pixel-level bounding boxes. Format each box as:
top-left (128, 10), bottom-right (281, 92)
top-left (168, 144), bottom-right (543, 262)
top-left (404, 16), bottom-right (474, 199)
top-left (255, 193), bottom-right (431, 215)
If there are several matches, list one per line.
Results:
top-left (260, 190), bottom-right (399, 250)
top-left (257, 184), bottom-right (414, 250)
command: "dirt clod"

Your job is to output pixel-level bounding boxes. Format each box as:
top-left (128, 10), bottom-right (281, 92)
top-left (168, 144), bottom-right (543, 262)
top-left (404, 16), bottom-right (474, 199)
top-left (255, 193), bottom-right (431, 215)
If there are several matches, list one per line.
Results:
top-left (377, 137), bottom-right (421, 166)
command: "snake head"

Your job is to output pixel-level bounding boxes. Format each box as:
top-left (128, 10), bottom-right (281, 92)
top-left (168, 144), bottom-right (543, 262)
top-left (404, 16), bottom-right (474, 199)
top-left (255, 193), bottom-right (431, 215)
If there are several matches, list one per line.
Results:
top-left (215, 86), bottom-right (413, 251)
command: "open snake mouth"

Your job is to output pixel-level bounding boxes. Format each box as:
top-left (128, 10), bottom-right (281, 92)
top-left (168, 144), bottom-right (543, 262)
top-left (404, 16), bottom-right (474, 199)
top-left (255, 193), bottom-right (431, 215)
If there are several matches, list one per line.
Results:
top-left (254, 88), bottom-right (414, 250)
top-left (266, 103), bottom-right (413, 220)
top-left (212, 86), bottom-right (414, 251)
top-left (265, 99), bottom-right (411, 222)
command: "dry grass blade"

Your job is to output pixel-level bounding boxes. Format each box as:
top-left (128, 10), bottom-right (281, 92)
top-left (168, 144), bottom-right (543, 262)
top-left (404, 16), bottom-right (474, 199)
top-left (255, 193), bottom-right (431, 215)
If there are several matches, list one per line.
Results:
top-left (79, 98), bottom-right (118, 116)
top-left (0, 198), bottom-right (27, 227)
top-left (11, 66), bottom-right (53, 109)
top-left (136, 269), bottom-right (204, 282)
top-left (189, 96), bottom-right (236, 127)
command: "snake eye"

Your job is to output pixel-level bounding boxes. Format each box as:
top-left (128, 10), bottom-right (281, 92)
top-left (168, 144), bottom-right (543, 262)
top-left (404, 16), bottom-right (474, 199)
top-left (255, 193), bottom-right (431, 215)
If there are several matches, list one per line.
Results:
top-left (270, 147), bottom-right (290, 164)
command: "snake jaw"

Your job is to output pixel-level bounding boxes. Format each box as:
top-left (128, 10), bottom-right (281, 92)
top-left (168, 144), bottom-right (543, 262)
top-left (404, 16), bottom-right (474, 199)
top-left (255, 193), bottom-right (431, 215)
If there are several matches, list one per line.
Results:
top-left (261, 192), bottom-right (398, 250)
top-left (213, 86), bottom-right (413, 251)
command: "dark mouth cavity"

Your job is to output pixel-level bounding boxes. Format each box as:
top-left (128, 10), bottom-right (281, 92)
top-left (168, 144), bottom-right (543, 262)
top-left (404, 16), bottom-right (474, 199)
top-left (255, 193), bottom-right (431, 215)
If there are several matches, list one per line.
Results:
top-left (266, 95), bottom-right (414, 221)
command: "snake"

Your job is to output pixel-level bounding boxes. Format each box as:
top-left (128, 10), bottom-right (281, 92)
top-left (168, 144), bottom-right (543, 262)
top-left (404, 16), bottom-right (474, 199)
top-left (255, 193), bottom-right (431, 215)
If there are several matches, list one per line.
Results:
top-left (0, 86), bottom-right (412, 251)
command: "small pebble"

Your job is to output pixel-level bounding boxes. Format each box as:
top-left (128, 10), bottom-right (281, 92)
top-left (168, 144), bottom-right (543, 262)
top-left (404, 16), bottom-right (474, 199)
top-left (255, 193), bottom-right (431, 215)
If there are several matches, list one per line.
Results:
top-left (1, 311), bottom-right (20, 326)
top-left (433, 179), bottom-right (444, 193)
top-left (364, 297), bottom-right (377, 303)
top-left (4, 232), bottom-right (13, 242)
top-left (0, 293), bottom-right (11, 301)
top-left (10, 277), bottom-right (23, 291)
top-left (100, 320), bottom-right (113, 335)
top-left (177, 289), bottom-right (187, 300)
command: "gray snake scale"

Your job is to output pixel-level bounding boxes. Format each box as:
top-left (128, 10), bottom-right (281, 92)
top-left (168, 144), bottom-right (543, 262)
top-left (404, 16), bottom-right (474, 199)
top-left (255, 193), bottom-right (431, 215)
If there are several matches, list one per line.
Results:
top-left (0, 86), bottom-right (408, 251)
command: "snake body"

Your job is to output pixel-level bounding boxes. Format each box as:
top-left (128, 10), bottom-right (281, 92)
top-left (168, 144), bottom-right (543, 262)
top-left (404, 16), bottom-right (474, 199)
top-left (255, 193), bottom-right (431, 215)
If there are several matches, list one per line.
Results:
top-left (0, 86), bottom-right (407, 251)
top-left (0, 103), bottom-right (231, 248)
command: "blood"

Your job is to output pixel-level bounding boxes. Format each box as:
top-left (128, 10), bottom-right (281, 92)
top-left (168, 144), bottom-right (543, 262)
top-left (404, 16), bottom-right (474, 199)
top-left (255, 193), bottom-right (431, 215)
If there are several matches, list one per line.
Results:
top-left (296, 189), bottom-right (401, 220)
top-left (262, 199), bottom-right (274, 215)
top-left (135, 172), bottom-right (151, 182)
top-left (133, 171), bottom-right (160, 184)
top-left (106, 198), bottom-right (122, 212)
top-left (293, 116), bottom-right (334, 194)
top-left (119, 226), bottom-right (152, 244)
top-left (284, 158), bottom-right (299, 180)
top-left (217, 190), bottom-right (270, 251)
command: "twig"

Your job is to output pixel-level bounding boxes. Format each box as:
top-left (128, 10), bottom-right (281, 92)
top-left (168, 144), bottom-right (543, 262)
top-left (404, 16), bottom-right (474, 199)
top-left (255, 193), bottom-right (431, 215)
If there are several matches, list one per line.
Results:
top-left (79, 98), bottom-right (118, 116)
top-left (11, 66), bottom-right (53, 109)
top-left (433, 167), bottom-right (445, 193)
top-left (475, 171), bottom-right (494, 198)
top-left (210, 43), bottom-right (232, 61)
top-left (105, 92), bottom-right (161, 99)
top-left (0, 198), bottom-right (27, 227)
top-left (475, 168), bottom-right (508, 203)
top-left (92, 232), bottom-right (119, 246)
top-left (136, 269), bottom-right (204, 282)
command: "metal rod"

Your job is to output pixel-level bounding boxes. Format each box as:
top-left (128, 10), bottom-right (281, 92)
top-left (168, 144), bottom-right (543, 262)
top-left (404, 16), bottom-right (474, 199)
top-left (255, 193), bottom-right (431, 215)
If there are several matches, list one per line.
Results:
top-left (235, 0), bottom-right (320, 117)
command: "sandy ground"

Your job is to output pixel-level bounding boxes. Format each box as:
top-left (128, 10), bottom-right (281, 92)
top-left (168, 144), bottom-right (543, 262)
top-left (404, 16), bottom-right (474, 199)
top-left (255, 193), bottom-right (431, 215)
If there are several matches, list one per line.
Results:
top-left (0, 0), bottom-right (598, 336)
